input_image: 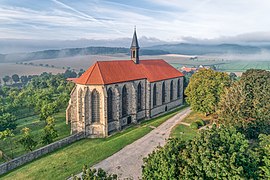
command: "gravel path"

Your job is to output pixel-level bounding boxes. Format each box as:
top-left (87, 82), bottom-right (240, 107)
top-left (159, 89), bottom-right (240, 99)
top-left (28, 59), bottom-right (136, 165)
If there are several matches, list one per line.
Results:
top-left (73, 107), bottom-right (191, 180)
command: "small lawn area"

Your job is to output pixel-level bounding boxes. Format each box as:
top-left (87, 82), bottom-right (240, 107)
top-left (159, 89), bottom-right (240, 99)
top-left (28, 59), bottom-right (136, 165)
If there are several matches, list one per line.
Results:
top-left (1, 106), bottom-right (187, 180)
top-left (182, 111), bottom-right (213, 124)
top-left (170, 124), bottom-right (198, 141)
top-left (0, 110), bottom-right (70, 160)
top-left (170, 111), bottom-right (213, 141)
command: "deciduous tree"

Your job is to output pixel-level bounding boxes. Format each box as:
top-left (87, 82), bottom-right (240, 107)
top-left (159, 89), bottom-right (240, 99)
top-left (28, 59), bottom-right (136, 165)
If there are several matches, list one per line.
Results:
top-left (185, 69), bottom-right (230, 115)
top-left (218, 69), bottom-right (270, 138)
top-left (41, 116), bottom-right (58, 145)
top-left (143, 125), bottom-right (259, 179)
top-left (18, 127), bottom-right (37, 152)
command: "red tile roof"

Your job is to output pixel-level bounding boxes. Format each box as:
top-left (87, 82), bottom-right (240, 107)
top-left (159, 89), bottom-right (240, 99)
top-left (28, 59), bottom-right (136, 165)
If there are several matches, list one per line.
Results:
top-left (75, 59), bottom-right (184, 85)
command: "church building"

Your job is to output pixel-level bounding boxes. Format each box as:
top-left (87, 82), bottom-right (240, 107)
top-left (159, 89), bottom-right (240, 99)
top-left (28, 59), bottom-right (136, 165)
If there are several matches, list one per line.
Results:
top-left (66, 29), bottom-right (184, 138)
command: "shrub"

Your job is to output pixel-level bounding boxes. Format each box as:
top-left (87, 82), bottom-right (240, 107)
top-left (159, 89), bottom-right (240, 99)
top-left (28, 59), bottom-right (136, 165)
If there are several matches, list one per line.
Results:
top-left (196, 119), bottom-right (205, 127)
top-left (190, 122), bottom-right (199, 129)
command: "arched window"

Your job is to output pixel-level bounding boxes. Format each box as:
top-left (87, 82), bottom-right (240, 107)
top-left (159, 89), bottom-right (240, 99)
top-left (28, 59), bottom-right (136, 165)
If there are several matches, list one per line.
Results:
top-left (177, 79), bottom-right (181, 98)
top-left (153, 84), bottom-right (157, 107)
top-left (170, 81), bottom-right (174, 100)
top-left (91, 89), bottom-right (100, 123)
top-left (107, 88), bottom-right (113, 122)
top-left (122, 85), bottom-right (128, 116)
top-left (162, 82), bottom-right (165, 103)
top-left (137, 83), bottom-right (142, 111)
top-left (78, 89), bottom-right (83, 121)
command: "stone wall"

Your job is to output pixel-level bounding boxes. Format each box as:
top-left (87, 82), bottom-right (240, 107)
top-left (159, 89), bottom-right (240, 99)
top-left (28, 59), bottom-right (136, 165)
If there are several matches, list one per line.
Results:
top-left (0, 133), bottom-right (85, 176)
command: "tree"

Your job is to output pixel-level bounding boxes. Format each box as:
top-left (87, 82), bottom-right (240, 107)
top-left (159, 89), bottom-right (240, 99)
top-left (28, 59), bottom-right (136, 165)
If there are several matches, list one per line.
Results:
top-left (0, 113), bottom-right (17, 131)
top-left (229, 72), bottom-right (237, 81)
top-left (185, 69), bottom-right (230, 115)
top-left (218, 69), bottom-right (270, 138)
top-left (72, 165), bottom-right (117, 180)
top-left (11, 74), bottom-right (20, 83)
top-left (0, 128), bottom-right (15, 158)
top-left (41, 116), bottom-right (58, 145)
top-left (143, 125), bottom-right (259, 179)
top-left (2, 76), bottom-right (11, 85)
top-left (259, 134), bottom-right (270, 178)
top-left (18, 127), bottom-right (37, 152)
top-left (20, 75), bottom-right (29, 84)
top-left (40, 103), bottom-right (57, 121)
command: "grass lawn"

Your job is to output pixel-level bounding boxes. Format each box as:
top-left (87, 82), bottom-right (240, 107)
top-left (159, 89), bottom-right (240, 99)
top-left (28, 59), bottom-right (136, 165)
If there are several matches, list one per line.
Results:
top-left (1, 106), bottom-right (187, 180)
top-left (182, 111), bottom-right (213, 124)
top-left (170, 111), bottom-right (213, 141)
top-left (170, 124), bottom-right (198, 141)
top-left (0, 110), bottom-right (70, 160)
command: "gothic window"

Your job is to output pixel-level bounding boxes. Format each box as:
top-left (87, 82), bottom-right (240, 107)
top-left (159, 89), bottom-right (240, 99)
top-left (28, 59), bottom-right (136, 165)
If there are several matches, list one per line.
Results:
top-left (133, 51), bottom-right (136, 58)
top-left (107, 88), bottom-right (113, 122)
top-left (162, 82), bottom-right (166, 103)
top-left (153, 84), bottom-right (157, 107)
top-left (78, 89), bottom-right (83, 121)
top-left (137, 83), bottom-right (142, 111)
top-left (177, 79), bottom-right (181, 98)
top-left (170, 80), bottom-right (174, 100)
top-left (122, 85), bottom-right (128, 116)
top-left (91, 89), bottom-right (100, 123)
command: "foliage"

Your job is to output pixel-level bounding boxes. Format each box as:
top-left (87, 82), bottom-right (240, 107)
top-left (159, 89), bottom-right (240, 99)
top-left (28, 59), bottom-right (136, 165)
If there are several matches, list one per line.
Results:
top-left (41, 116), bottom-right (58, 145)
top-left (11, 74), bottom-right (20, 83)
top-left (190, 122), bottom-right (199, 129)
top-left (259, 134), bottom-right (270, 178)
top-left (142, 138), bottom-right (185, 179)
top-left (0, 128), bottom-right (15, 158)
top-left (229, 72), bottom-right (237, 81)
top-left (185, 68), bottom-right (230, 115)
top-left (2, 76), bottom-right (11, 84)
top-left (218, 69), bottom-right (270, 138)
top-left (18, 127), bottom-right (37, 152)
top-left (72, 165), bottom-right (117, 180)
top-left (195, 119), bottom-right (205, 126)
top-left (0, 113), bottom-right (17, 131)
top-left (143, 125), bottom-right (259, 179)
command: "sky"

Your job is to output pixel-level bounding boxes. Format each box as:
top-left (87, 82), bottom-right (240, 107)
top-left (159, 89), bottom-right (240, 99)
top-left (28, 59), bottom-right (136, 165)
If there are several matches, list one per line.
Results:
top-left (1, 0), bottom-right (270, 42)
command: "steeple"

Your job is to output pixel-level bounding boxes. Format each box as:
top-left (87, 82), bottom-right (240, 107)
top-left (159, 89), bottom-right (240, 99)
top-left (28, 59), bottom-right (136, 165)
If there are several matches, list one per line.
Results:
top-left (130, 27), bottom-right (140, 64)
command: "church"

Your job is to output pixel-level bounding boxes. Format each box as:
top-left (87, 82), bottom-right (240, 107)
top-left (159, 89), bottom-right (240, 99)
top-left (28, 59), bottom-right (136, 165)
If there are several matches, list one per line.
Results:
top-left (66, 29), bottom-right (184, 138)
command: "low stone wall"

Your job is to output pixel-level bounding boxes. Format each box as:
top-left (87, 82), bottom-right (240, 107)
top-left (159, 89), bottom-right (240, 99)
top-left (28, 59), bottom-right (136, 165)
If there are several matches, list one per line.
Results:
top-left (0, 132), bottom-right (85, 176)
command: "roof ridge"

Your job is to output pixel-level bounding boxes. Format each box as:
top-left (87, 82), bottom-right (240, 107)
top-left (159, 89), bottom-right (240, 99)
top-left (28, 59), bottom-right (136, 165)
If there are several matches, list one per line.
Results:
top-left (84, 62), bottom-right (97, 84)
top-left (96, 62), bottom-right (105, 84)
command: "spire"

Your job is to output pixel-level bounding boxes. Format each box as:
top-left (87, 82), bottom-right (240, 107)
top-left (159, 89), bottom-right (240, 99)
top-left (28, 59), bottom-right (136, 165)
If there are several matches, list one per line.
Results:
top-left (130, 26), bottom-right (140, 64)
top-left (130, 26), bottom-right (139, 48)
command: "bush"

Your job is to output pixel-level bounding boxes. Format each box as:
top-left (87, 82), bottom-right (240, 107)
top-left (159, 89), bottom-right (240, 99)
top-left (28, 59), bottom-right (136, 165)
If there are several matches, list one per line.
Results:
top-left (190, 122), bottom-right (199, 129)
top-left (196, 119), bottom-right (205, 127)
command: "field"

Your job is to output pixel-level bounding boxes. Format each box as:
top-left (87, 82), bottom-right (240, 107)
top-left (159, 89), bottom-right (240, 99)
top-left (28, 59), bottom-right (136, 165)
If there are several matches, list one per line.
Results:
top-left (0, 63), bottom-right (64, 82)
top-left (0, 110), bottom-right (70, 162)
top-left (1, 106), bottom-right (187, 180)
top-left (1, 53), bottom-right (270, 84)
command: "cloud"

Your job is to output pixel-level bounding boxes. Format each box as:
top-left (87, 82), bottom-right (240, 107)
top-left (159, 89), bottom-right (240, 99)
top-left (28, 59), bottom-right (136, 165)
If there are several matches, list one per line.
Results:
top-left (0, 0), bottom-right (270, 42)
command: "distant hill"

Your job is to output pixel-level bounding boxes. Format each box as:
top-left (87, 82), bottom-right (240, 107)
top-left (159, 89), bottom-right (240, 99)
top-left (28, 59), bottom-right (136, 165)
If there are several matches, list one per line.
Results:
top-left (2, 43), bottom-right (270, 63)
top-left (0, 47), bottom-right (169, 63)
top-left (146, 43), bottom-right (265, 55)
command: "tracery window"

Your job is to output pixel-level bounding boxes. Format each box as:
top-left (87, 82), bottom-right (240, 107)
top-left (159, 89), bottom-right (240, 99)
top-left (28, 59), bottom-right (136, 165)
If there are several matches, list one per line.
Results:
top-left (162, 82), bottom-right (166, 103)
top-left (153, 84), bottom-right (157, 107)
top-left (122, 86), bottom-right (128, 116)
top-left (91, 89), bottom-right (100, 123)
top-left (170, 80), bottom-right (174, 100)
top-left (107, 88), bottom-right (113, 122)
top-left (137, 83), bottom-right (142, 111)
